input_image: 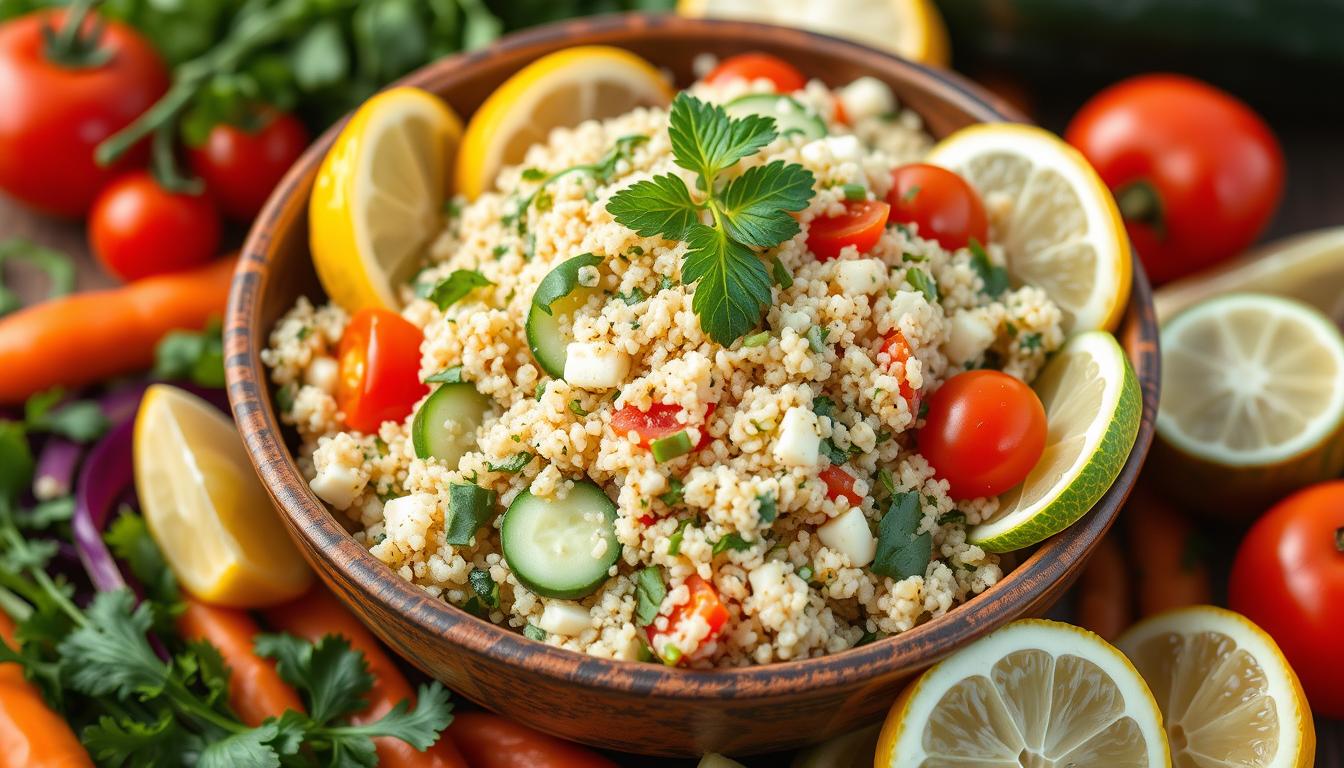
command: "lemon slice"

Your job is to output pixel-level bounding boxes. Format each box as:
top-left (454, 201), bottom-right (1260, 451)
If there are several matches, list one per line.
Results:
top-left (876, 619), bottom-right (1170, 767)
top-left (1117, 605), bottom-right (1315, 768)
top-left (455, 46), bottom-right (672, 200)
top-left (928, 123), bottom-right (1132, 334)
top-left (1155, 227), bottom-right (1344, 325)
top-left (310, 86), bottom-right (463, 312)
top-left (1154, 293), bottom-right (1344, 515)
top-left (134, 385), bottom-right (312, 607)
top-left (677, 0), bottom-right (950, 68)
top-left (969, 331), bottom-right (1141, 552)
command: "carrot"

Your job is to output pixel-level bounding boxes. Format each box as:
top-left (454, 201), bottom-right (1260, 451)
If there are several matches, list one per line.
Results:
top-left (447, 711), bottom-right (619, 768)
top-left (1124, 483), bottom-right (1213, 616)
top-left (0, 255), bottom-right (235, 404)
top-left (1074, 532), bottom-right (1131, 641)
top-left (177, 597), bottom-right (303, 727)
top-left (262, 587), bottom-right (468, 768)
top-left (0, 611), bottom-right (94, 767)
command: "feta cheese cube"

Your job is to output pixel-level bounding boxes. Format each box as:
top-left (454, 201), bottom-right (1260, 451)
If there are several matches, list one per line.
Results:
top-left (773, 406), bottom-right (820, 468)
top-left (946, 310), bottom-right (997, 366)
top-left (888, 289), bottom-right (929, 323)
top-left (748, 560), bottom-right (788, 596)
top-left (817, 507), bottom-right (877, 567)
top-left (539, 602), bottom-right (591, 636)
top-left (383, 493), bottom-right (436, 552)
top-left (304, 355), bottom-right (340, 394)
top-left (838, 76), bottom-right (896, 123)
top-left (836, 258), bottom-right (887, 295)
top-left (563, 342), bottom-right (630, 389)
top-left (310, 463), bottom-right (362, 510)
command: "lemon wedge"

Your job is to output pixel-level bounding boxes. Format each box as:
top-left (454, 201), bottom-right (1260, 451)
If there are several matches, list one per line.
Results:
top-left (928, 123), bottom-right (1132, 334)
top-left (970, 331), bottom-right (1141, 552)
top-left (310, 86), bottom-right (463, 313)
top-left (134, 385), bottom-right (312, 607)
top-left (1117, 605), bottom-right (1315, 768)
top-left (454, 46), bottom-right (672, 199)
top-left (1154, 293), bottom-right (1344, 515)
top-left (678, 0), bottom-right (950, 68)
top-left (876, 619), bottom-right (1170, 767)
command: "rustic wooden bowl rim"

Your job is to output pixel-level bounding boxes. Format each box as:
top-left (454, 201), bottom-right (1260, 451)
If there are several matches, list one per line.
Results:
top-left (227, 12), bottom-right (1160, 702)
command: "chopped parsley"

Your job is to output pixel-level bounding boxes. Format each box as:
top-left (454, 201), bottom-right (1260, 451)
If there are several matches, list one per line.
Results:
top-left (569, 399), bottom-right (588, 416)
top-left (486, 452), bottom-right (533, 474)
top-left (812, 396), bottom-right (837, 419)
top-left (633, 566), bottom-right (666, 627)
top-left (429, 269), bottom-right (493, 310)
top-left (805, 325), bottom-right (830, 354)
top-left (712, 532), bottom-right (753, 555)
top-left (904, 267), bottom-right (939, 303)
top-left (1020, 332), bottom-right (1043, 351)
top-left (756, 493), bottom-right (777, 524)
top-left (659, 478), bottom-right (685, 507)
top-left (468, 568), bottom-right (499, 609)
top-left (445, 483), bottom-right (495, 546)
top-left (969, 238), bottom-right (1010, 298)
top-left (523, 623), bottom-right (546, 642)
top-left (872, 491), bottom-right (931, 580)
top-left (426, 366), bottom-right (464, 384)
top-left (937, 510), bottom-right (967, 526)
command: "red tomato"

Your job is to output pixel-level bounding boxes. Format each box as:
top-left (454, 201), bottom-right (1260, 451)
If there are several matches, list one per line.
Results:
top-left (808, 200), bottom-right (890, 261)
top-left (1228, 481), bottom-right (1344, 718)
top-left (611, 402), bottom-right (715, 451)
top-left (88, 171), bottom-right (221, 282)
top-left (704, 52), bottom-right (806, 93)
top-left (1065, 74), bottom-right (1284, 284)
top-left (917, 370), bottom-right (1046, 500)
top-left (0, 10), bottom-right (168, 216)
top-left (820, 464), bottom-right (862, 506)
top-left (886, 164), bottom-right (988, 252)
top-left (337, 308), bottom-right (427, 433)
top-left (878, 330), bottom-right (919, 407)
top-left (188, 111), bottom-right (310, 222)
top-left (648, 575), bottom-right (729, 664)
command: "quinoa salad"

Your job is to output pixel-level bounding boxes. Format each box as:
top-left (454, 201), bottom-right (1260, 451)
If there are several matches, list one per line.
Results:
top-left (264, 68), bottom-right (1066, 668)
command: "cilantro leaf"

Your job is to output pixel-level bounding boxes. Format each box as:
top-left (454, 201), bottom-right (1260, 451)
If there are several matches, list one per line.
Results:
top-left (872, 491), bottom-right (931, 580)
top-left (81, 711), bottom-right (198, 768)
top-left (717, 160), bottom-right (814, 247)
top-left (633, 566), bottom-right (665, 627)
top-left (105, 508), bottom-right (180, 610)
top-left (486, 451), bottom-right (532, 474)
top-left (24, 390), bottom-right (108, 443)
top-left (255, 633), bottom-right (372, 724)
top-left (811, 396), bottom-right (836, 419)
top-left (154, 323), bottom-right (226, 388)
top-left (531, 253), bottom-right (602, 315)
top-left (681, 224), bottom-right (773, 345)
top-left (607, 174), bottom-right (698, 240)
top-left (197, 723), bottom-right (281, 768)
top-left (58, 590), bottom-right (169, 699)
top-left (429, 269), bottom-right (493, 310)
top-left (659, 477), bottom-right (684, 507)
top-left (318, 681), bottom-right (454, 753)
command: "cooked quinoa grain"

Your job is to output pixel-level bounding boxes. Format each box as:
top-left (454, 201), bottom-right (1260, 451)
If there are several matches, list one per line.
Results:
top-left (266, 74), bottom-right (1063, 667)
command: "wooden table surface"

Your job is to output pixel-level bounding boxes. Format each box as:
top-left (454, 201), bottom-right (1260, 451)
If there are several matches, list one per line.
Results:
top-left (1, 85), bottom-right (1339, 768)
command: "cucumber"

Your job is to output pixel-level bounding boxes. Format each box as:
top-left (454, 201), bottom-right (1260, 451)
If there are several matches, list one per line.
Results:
top-left (411, 383), bottom-right (491, 466)
top-left (725, 94), bottom-right (827, 141)
top-left (527, 252), bottom-right (604, 378)
top-left (501, 481), bottom-right (620, 600)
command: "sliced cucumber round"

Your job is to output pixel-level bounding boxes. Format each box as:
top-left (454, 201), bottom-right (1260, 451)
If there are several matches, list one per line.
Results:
top-left (501, 481), bottom-right (619, 600)
top-left (725, 94), bottom-right (827, 141)
top-left (526, 289), bottom-right (594, 378)
top-left (411, 383), bottom-right (491, 466)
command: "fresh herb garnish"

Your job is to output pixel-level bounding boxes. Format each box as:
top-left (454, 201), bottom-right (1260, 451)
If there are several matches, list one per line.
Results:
top-left (756, 493), bottom-right (777, 524)
top-left (937, 510), bottom-right (967, 526)
top-left (523, 623), bottom-right (546, 642)
top-left (511, 134), bottom-right (649, 230)
top-left (659, 478), bottom-right (685, 507)
top-left (429, 269), bottom-right (494, 310)
top-left (426, 366), bottom-right (465, 384)
top-left (568, 399), bottom-right (588, 416)
top-left (872, 491), bottom-right (931, 580)
top-left (633, 566), bottom-right (666, 627)
top-left (968, 238), bottom-right (1010, 298)
top-left (712, 532), bottom-right (753, 555)
top-left (770, 255), bottom-right (793, 289)
top-left (1020, 332), bottom-right (1043, 351)
top-left (904, 267), bottom-right (939, 303)
top-left (468, 568), bottom-right (500, 609)
top-left (445, 483), bottom-right (495, 545)
top-left (154, 321), bottom-right (226, 388)
top-left (486, 452), bottom-right (533, 474)
top-left (616, 286), bottom-right (646, 306)
top-left (606, 93), bottom-right (815, 345)
top-left (531, 253), bottom-right (602, 315)
top-left (23, 389), bottom-right (108, 443)
top-left (812, 396), bottom-right (837, 419)
top-left (805, 325), bottom-right (830, 354)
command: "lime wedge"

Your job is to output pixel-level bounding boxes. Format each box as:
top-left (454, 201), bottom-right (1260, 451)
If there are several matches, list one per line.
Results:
top-left (969, 331), bottom-right (1141, 552)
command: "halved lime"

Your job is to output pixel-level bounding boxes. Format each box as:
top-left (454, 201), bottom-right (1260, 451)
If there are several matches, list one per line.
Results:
top-left (969, 331), bottom-right (1141, 552)
top-left (1153, 293), bottom-right (1344, 515)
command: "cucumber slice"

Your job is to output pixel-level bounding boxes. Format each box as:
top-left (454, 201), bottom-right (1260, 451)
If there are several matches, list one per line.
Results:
top-left (501, 481), bottom-right (620, 599)
top-left (527, 254), bottom-right (604, 378)
top-left (725, 94), bottom-right (827, 141)
top-left (411, 383), bottom-right (491, 466)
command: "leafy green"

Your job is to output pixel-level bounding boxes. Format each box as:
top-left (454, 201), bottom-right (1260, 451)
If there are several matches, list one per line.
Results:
top-left (712, 532), bottom-right (753, 555)
top-left (633, 566), bottom-right (666, 627)
top-left (105, 509), bottom-right (180, 611)
top-left (429, 269), bottom-right (494, 310)
top-left (445, 483), bottom-right (495, 545)
top-left (0, 421), bottom-right (33, 501)
top-left (0, 239), bottom-right (74, 317)
top-left (905, 267), bottom-right (939, 303)
top-left (717, 160), bottom-right (813, 247)
top-left (659, 478), bottom-right (685, 507)
top-left (604, 174), bottom-right (698, 239)
top-left (486, 451), bottom-right (533, 473)
top-left (154, 321), bottom-right (226, 388)
top-left (523, 623), bottom-right (546, 642)
top-left (756, 493), bottom-right (777, 524)
top-left (969, 238), bottom-right (1010, 298)
top-left (426, 366), bottom-right (465, 384)
top-left (681, 223), bottom-right (775, 344)
top-left (512, 135), bottom-right (649, 231)
top-left (256, 633), bottom-right (372, 723)
top-left (531, 253), bottom-right (602, 314)
top-left (666, 518), bottom-right (693, 556)
top-left (872, 491), bottom-right (931, 580)
top-left (668, 96), bottom-right (775, 183)
top-left (811, 396), bottom-right (837, 420)
top-left (469, 568), bottom-right (500, 608)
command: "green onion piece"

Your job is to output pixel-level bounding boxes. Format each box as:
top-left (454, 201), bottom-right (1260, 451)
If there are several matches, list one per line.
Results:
top-left (841, 183), bottom-right (867, 201)
top-left (742, 331), bottom-right (771, 348)
top-left (651, 431), bottom-right (693, 462)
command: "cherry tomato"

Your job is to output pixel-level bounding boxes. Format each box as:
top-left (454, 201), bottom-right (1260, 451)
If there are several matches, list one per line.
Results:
top-left (878, 330), bottom-right (920, 407)
top-left (88, 171), bottom-right (221, 282)
top-left (704, 52), bottom-right (806, 93)
top-left (647, 575), bottom-right (728, 664)
top-left (611, 402), bottom-right (715, 451)
top-left (188, 111), bottom-right (310, 222)
top-left (0, 10), bottom-right (168, 216)
top-left (886, 164), bottom-right (988, 252)
top-left (808, 200), bottom-right (890, 261)
top-left (1065, 74), bottom-right (1283, 284)
top-left (336, 308), bottom-right (427, 433)
top-left (1228, 481), bottom-right (1344, 718)
top-left (820, 464), bottom-right (862, 506)
top-left (917, 370), bottom-right (1046, 500)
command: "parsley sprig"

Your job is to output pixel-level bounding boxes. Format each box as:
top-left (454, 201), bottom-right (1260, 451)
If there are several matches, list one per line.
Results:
top-left (606, 94), bottom-right (815, 344)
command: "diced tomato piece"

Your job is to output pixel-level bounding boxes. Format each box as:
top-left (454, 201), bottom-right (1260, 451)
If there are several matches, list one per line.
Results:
top-left (807, 200), bottom-right (891, 261)
top-left (820, 464), bottom-right (863, 506)
top-left (832, 96), bottom-right (850, 125)
top-left (637, 514), bottom-right (656, 526)
top-left (646, 575), bottom-right (729, 665)
top-left (704, 52), bottom-right (807, 93)
top-left (612, 402), bottom-right (716, 450)
top-left (879, 330), bottom-right (919, 406)
top-left (336, 308), bottom-right (427, 433)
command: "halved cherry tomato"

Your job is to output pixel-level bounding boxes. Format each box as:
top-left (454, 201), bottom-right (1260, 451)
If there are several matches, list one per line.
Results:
top-left (704, 52), bottom-right (806, 93)
top-left (808, 200), bottom-right (890, 261)
top-left (337, 308), bottom-right (426, 433)
top-left (820, 464), bottom-right (862, 506)
top-left (611, 402), bottom-right (715, 451)
top-left (917, 370), bottom-right (1046, 500)
top-left (886, 163), bottom-right (988, 252)
top-left (878, 330), bottom-right (919, 407)
top-left (188, 110), bottom-right (309, 222)
top-left (647, 575), bottom-right (728, 664)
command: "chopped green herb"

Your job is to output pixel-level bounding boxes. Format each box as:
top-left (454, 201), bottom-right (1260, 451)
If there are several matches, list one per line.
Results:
top-left (872, 491), bottom-right (931, 580)
top-left (491, 244), bottom-right (509, 259)
top-left (796, 565), bottom-right (814, 583)
top-left (568, 399), bottom-right (588, 417)
top-left (659, 275), bottom-right (675, 292)
top-left (770, 255), bottom-right (794, 289)
top-left (876, 467), bottom-right (896, 498)
top-left (523, 623), bottom-right (546, 642)
top-left (520, 167), bottom-right (547, 182)
top-left (840, 183), bottom-right (867, 201)
top-left (756, 494), bottom-right (777, 524)
top-left (153, 322), bottom-right (225, 389)
top-left (805, 325), bottom-right (829, 354)
top-left (23, 390), bottom-right (108, 443)
top-left (275, 383), bottom-right (297, 413)
top-left (820, 438), bottom-right (849, 466)
top-left (937, 510), bottom-right (967, 526)
top-left (429, 269), bottom-right (494, 310)
top-left (855, 630), bottom-right (879, 647)
top-left (904, 267), bottom-right (939, 303)
top-left (534, 381), bottom-right (547, 401)
top-left (651, 431), bottom-right (693, 463)
top-left (426, 366), bottom-right (464, 384)
top-left (1020, 332), bottom-right (1043, 351)
top-left (659, 478), bottom-right (685, 507)
top-left (969, 238), bottom-right (1010, 297)
top-left (712, 532), bottom-right (753, 555)
top-left (445, 483), bottom-right (495, 546)
top-left (468, 568), bottom-right (499, 609)
top-left (486, 452), bottom-right (533, 474)
top-left (812, 396), bottom-right (836, 419)
top-left (633, 566), bottom-right (666, 627)
top-left (742, 331), bottom-right (771, 348)
top-left (666, 518), bottom-right (693, 555)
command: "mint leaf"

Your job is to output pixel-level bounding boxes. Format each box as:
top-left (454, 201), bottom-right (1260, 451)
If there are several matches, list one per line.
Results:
top-left (429, 269), bottom-right (493, 310)
top-left (682, 224), bottom-right (772, 344)
top-left (872, 491), bottom-right (931, 580)
top-left (633, 566), bottom-right (665, 627)
top-left (607, 173), bottom-right (698, 240)
top-left (668, 93), bottom-right (776, 183)
top-left (531, 253), bottom-right (601, 315)
top-left (717, 160), bottom-right (814, 247)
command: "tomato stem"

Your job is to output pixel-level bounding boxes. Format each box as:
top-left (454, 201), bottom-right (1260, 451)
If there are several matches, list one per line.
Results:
top-left (41, 0), bottom-right (112, 70)
top-left (1115, 180), bottom-right (1167, 240)
top-left (149, 124), bottom-right (204, 195)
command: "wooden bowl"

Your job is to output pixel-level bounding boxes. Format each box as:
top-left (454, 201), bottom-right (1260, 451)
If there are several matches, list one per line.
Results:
top-left (225, 13), bottom-right (1160, 757)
